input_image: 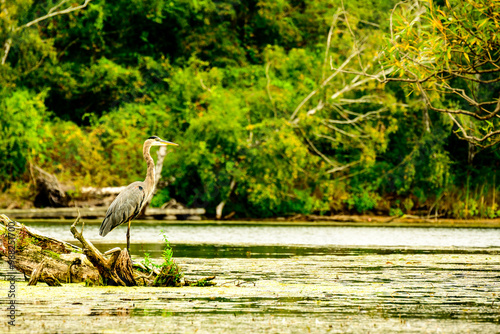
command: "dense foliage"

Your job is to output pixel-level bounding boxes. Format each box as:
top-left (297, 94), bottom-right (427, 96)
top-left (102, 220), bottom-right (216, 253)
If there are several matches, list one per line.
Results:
top-left (1, 0), bottom-right (499, 219)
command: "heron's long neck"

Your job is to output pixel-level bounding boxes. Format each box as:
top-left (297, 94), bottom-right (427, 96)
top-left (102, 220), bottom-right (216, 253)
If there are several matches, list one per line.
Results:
top-left (143, 143), bottom-right (155, 194)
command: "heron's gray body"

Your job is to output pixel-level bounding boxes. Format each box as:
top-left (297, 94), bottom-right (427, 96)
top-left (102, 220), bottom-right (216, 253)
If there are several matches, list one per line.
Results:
top-left (97, 136), bottom-right (178, 249)
top-left (99, 181), bottom-right (152, 237)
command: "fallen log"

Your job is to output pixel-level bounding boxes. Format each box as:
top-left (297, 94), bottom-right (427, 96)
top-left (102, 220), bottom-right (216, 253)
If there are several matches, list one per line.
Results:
top-left (0, 214), bottom-right (99, 285)
top-left (2, 207), bottom-right (206, 220)
top-left (28, 259), bottom-right (62, 286)
top-left (0, 214), bottom-right (215, 287)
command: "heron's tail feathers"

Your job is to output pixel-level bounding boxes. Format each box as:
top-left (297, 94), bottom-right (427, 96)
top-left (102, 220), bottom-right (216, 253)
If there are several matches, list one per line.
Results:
top-left (99, 215), bottom-right (113, 237)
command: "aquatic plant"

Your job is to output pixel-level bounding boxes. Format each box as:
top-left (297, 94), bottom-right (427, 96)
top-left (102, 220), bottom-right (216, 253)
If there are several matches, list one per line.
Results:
top-left (152, 230), bottom-right (182, 287)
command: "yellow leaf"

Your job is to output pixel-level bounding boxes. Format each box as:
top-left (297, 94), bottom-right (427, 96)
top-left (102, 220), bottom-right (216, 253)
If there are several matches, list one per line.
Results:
top-left (433, 18), bottom-right (444, 30)
top-left (478, 19), bottom-right (489, 28)
top-left (464, 52), bottom-right (470, 63)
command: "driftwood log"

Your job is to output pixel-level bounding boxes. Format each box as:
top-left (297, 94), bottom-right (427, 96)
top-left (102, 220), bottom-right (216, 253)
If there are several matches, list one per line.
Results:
top-left (0, 214), bottom-right (215, 287)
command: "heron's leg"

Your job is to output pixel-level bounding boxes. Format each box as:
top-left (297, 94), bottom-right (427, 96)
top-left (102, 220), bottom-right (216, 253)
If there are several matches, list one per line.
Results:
top-left (126, 218), bottom-right (132, 252)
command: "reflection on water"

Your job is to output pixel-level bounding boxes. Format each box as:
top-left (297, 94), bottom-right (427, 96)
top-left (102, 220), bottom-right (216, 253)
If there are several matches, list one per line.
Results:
top-left (25, 221), bottom-right (500, 249)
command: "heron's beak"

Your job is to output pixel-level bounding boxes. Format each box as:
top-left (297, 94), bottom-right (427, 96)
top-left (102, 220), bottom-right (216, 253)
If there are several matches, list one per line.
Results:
top-left (160, 140), bottom-right (179, 146)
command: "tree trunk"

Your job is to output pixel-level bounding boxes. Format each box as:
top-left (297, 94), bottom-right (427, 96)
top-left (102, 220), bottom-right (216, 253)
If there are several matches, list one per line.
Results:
top-left (215, 178), bottom-right (236, 220)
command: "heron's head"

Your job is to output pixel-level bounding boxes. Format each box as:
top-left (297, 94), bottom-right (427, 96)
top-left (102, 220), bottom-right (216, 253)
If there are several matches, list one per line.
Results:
top-left (147, 136), bottom-right (178, 147)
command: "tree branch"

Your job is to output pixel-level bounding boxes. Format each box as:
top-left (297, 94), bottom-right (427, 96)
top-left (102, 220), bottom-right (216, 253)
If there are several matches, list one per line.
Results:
top-left (447, 113), bottom-right (500, 148)
top-left (1, 38), bottom-right (12, 65)
top-left (321, 120), bottom-right (370, 138)
top-left (326, 160), bottom-right (360, 174)
top-left (297, 127), bottom-right (337, 168)
top-left (15, 0), bottom-right (92, 32)
top-left (322, 8), bottom-right (343, 81)
top-left (1, 0), bottom-right (91, 66)
top-left (417, 82), bottom-right (500, 121)
top-left (326, 107), bottom-right (387, 125)
top-left (290, 46), bottom-right (364, 122)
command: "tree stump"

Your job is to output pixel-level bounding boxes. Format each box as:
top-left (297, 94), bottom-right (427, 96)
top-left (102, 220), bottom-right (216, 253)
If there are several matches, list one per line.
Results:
top-left (31, 164), bottom-right (69, 208)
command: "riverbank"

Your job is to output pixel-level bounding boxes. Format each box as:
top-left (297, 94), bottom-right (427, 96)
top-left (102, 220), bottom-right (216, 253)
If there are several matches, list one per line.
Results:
top-left (5, 209), bottom-right (500, 228)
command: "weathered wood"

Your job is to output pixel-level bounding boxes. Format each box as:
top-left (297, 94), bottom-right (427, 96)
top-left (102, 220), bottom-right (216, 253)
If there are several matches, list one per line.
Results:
top-left (2, 207), bottom-right (205, 219)
top-left (27, 259), bottom-right (46, 286)
top-left (70, 215), bottom-right (128, 286)
top-left (31, 164), bottom-right (69, 208)
top-left (1, 214), bottom-right (215, 287)
top-left (80, 186), bottom-right (127, 195)
top-left (0, 214), bottom-right (99, 285)
top-left (39, 272), bottom-right (62, 286)
top-left (28, 259), bottom-right (62, 286)
top-left (114, 249), bottom-right (136, 286)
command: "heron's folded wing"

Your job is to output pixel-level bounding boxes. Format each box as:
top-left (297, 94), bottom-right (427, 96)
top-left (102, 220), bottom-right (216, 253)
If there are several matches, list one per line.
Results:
top-left (99, 182), bottom-right (146, 236)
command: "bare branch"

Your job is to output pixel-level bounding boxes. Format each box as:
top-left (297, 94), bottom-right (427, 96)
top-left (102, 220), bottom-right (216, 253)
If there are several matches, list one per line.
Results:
top-left (199, 77), bottom-right (211, 92)
top-left (338, 95), bottom-right (384, 105)
top-left (315, 133), bottom-right (338, 142)
top-left (297, 128), bottom-right (337, 168)
top-left (321, 120), bottom-right (370, 138)
top-left (417, 82), bottom-right (500, 121)
top-left (15, 0), bottom-right (92, 32)
top-left (326, 107), bottom-right (387, 125)
top-left (290, 46), bottom-right (363, 122)
top-left (329, 67), bottom-right (393, 101)
top-left (447, 113), bottom-right (500, 148)
top-left (1, 38), bottom-right (12, 65)
top-left (341, 0), bottom-right (365, 75)
top-left (322, 8), bottom-right (343, 81)
top-left (326, 160), bottom-right (360, 174)
top-left (290, 36), bottom-right (364, 123)
top-left (1, 0), bottom-right (11, 65)
top-left (306, 100), bottom-right (324, 116)
top-left (49, 0), bottom-right (71, 14)
top-left (1, 0), bottom-right (91, 66)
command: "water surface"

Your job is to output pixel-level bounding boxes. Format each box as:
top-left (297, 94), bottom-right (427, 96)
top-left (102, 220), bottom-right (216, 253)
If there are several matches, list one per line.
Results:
top-left (2, 221), bottom-right (500, 333)
top-left (2, 250), bottom-right (500, 333)
top-left (26, 222), bottom-right (500, 249)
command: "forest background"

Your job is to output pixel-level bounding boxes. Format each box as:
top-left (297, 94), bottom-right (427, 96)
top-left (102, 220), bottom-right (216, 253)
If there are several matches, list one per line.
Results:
top-left (1, 0), bottom-right (500, 219)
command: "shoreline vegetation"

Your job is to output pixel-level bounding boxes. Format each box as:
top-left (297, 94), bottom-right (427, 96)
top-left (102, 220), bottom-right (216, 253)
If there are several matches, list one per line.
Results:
top-left (3, 0), bottom-right (500, 222)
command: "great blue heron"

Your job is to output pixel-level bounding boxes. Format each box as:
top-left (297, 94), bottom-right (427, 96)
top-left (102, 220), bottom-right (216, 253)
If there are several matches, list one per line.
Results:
top-left (99, 136), bottom-right (178, 251)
